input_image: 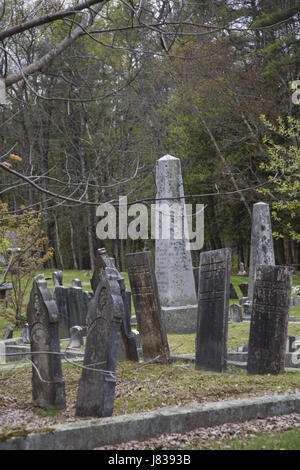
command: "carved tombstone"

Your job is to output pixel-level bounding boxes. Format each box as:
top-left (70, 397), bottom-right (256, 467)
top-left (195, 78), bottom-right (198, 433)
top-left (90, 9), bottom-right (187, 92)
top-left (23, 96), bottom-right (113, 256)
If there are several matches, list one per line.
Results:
top-left (247, 265), bottom-right (293, 375)
top-left (92, 248), bottom-right (138, 362)
top-left (53, 284), bottom-right (71, 339)
top-left (75, 267), bottom-right (124, 417)
top-left (27, 275), bottom-right (66, 409)
top-left (195, 248), bottom-right (231, 373)
top-left (126, 251), bottom-right (170, 364)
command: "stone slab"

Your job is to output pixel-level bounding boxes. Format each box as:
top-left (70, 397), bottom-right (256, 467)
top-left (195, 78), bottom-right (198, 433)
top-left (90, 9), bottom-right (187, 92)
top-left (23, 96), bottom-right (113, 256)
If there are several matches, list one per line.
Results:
top-left (1, 392), bottom-right (299, 450)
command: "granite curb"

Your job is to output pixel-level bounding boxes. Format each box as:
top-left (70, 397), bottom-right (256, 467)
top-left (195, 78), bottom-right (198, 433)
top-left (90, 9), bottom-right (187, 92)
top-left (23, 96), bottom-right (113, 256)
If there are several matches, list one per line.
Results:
top-left (1, 392), bottom-right (300, 450)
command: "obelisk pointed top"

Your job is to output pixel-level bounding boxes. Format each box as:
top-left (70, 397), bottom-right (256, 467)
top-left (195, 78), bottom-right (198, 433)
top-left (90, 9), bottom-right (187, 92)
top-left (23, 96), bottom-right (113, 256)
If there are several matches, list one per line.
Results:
top-left (158, 154), bottom-right (179, 161)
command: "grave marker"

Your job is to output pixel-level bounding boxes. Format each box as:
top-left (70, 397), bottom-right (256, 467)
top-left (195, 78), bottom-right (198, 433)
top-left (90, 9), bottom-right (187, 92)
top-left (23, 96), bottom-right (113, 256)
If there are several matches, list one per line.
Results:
top-left (155, 154), bottom-right (198, 334)
top-left (126, 250), bottom-right (170, 364)
top-left (76, 266), bottom-right (124, 417)
top-left (247, 265), bottom-right (293, 375)
top-left (27, 275), bottom-right (66, 409)
top-left (195, 248), bottom-right (231, 372)
top-left (248, 202), bottom-right (275, 306)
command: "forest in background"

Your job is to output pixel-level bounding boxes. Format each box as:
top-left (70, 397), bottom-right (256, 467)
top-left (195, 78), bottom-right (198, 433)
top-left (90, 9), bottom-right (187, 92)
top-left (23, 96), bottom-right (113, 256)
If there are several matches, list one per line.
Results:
top-left (0, 0), bottom-right (299, 272)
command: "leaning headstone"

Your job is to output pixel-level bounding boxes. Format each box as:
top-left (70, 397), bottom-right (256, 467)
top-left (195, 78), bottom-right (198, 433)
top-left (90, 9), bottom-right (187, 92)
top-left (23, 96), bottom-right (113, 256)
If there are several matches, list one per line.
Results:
top-left (247, 202), bottom-right (275, 308)
top-left (195, 248), bottom-right (231, 372)
top-left (230, 304), bottom-right (242, 323)
top-left (230, 283), bottom-right (239, 299)
top-left (247, 265), bottom-right (293, 375)
top-left (155, 154), bottom-right (198, 334)
top-left (126, 251), bottom-right (170, 364)
top-left (76, 266), bottom-right (124, 417)
top-left (27, 275), bottom-right (66, 409)
top-left (70, 326), bottom-right (84, 348)
top-left (68, 282), bottom-right (88, 328)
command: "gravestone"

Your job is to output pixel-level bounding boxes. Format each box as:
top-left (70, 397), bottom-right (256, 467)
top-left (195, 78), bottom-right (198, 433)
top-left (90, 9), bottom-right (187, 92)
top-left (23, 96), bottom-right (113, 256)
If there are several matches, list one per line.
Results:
top-left (193, 267), bottom-right (199, 296)
top-left (126, 250), bottom-right (170, 364)
top-left (26, 275), bottom-right (66, 409)
top-left (230, 283), bottom-right (239, 299)
top-left (70, 325), bottom-right (84, 348)
top-left (91, 248), bottom-right (138, 362)
top-left (52, 271), bottom-right (63, 287)
top-left (230, 304), bottom-right (242, 322)
top-left (195, 248), bottom-right (231, 372)
top-left (76, 266), bottom-right (124, 417)
top-left (239, 283), bottom-right (248, 297)
top-left (247, 265), bottom-right (293, 375)
top-left (21, 322), bottom-right (30, 343)
top-left (155, 155), bottom-right (198, 334)
top-left (248, 202), bottom-right (275, 308)
top-left (54, 285), bottom-right (71, 339)
top-left (237, 262), bottom-right (247, 276)
top-left (3, 327), bottom-right (13, 339)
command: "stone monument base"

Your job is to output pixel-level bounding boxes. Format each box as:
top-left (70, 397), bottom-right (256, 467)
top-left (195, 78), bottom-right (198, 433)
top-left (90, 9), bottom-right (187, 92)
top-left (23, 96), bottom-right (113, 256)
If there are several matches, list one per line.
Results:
top-left (161, 305), bottom-right (198, 334)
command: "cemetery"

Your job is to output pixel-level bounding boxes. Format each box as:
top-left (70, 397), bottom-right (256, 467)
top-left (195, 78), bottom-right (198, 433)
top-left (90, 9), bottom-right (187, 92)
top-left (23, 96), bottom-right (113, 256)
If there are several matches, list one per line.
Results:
top-left (0, 0), bottom-right (300, 451)
top-left (0, 154), bottom-right (300, 450)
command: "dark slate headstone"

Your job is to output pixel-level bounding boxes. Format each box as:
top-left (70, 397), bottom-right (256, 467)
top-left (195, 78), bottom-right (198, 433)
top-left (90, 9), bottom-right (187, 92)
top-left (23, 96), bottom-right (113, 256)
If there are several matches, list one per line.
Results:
top-left (68, 284), bottom-right (87, 328)
top-left (75, 267), bottom-right (124, 417)
top-left (54, 285), bottom-right (71, 339)
top-left (239, 283), bottom-right (248, 297)
top-left (247, 265), bottom-right (293, 375)
top-left (126, 251), bottom-right (170, 364)
top-left (26, 275), bottom-right (66, 409)
top-left (195, 248), bottom-right (231, 373)
top-left (230, 283), bottom-right (239, 299)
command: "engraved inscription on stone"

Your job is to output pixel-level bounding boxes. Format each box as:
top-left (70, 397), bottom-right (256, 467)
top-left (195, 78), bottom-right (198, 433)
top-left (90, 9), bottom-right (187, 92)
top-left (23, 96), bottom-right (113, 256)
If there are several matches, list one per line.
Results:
top-left (195, 248), bottom-right (231, 373)
top-left (126, 251), bottom-right (170, 364)
top-left (247, 265), bottom-right (293, 375)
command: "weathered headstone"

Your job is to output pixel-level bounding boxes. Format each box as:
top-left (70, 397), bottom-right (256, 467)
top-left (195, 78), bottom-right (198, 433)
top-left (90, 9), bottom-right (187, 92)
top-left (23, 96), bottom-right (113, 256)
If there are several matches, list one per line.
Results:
top-left (195, 248), bottom-right (231, 372)
top-left (237, 262), bottom-right (247, 276)
top-left (230, 304), bottom-right (242, 323)
top-left (70, 325), bottom-right (84, 348)
top-left (91, 248), bottom-right (138, 362)
top-left (27, 275), bottom-right (66, 409)
top-left (155, 154), bottom-right (198, 334)
top-left (21, 322), bottom-right (30, 343)
top-left (3, 327), bottom-right (13, 339)
top-left (247, 265), bottom-right (293, 375)
top-left (52, 270), bottom-right (63, 287)
top-left (248, 202), bottom-right (275, 308)
top-left (54, 285), bottom-right (71, 339)
top-left (68, 282), bottom-right (88, 327)
top-left (230, 283), bottom-right (239, 299)
top-left (126, 250), bottom-right (170, 364)
top-left (75, 266), bottom-right (124, 417)
top-left (239, 283), bottom-right (248, 297)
